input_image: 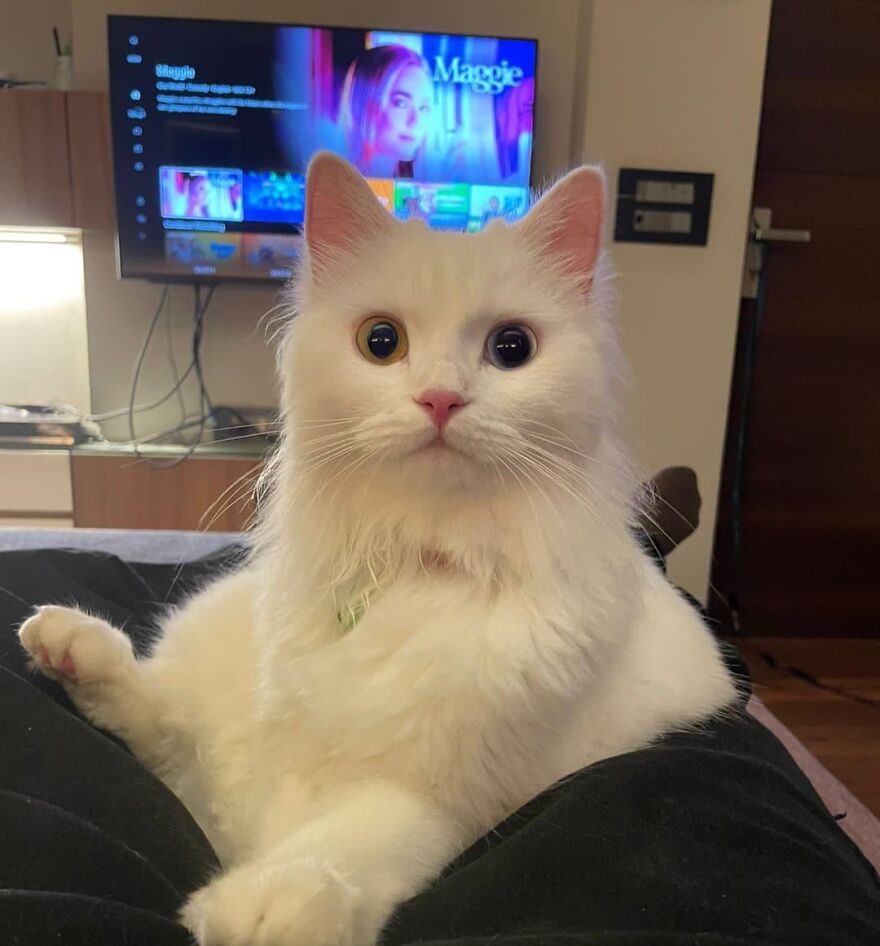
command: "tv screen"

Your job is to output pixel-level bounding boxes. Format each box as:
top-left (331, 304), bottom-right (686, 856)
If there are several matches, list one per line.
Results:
top-left (107, 15), bottom-right (538, 282)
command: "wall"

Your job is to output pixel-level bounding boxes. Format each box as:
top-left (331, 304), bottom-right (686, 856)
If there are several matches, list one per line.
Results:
top-left (0, 3), bottom-right (89, 416)
top-left (64, 0), bottom-right (770, 599)
top-left (0, 237), bottom-right (91, 410)
top-left (574, 0), bottom-right (771, 598)
top-left (0, 1), bottom-right (72, 85)
top-left (71, 0), bottom-right (584, 440)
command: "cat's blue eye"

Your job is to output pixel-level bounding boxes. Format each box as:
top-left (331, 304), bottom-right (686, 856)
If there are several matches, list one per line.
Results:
top-left (486, 325), bottom-right (536, 370)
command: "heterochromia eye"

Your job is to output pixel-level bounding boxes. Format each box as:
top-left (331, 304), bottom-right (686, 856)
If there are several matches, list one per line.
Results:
top-left (486, 324), bottom-right (537, 369)
top-left (356, 316), bottom-right (408, 365)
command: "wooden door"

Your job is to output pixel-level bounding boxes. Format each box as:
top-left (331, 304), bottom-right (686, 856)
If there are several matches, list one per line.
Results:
top-left (710, 0), bottom-right (880, 637)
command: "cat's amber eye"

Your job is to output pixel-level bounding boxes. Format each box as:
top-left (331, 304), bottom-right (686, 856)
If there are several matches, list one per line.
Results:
top-left (486, 324), bottom-right (537, 369)
top-left (356, 316), bottom-right (408, 365)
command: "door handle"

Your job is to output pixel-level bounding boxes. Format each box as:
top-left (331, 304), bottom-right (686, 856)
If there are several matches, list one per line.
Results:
top-left (752, 207), bottom-right (811, 243)
top-left (754, 225), bottom-right (812, 243)
top-left (742, 208), bottom-right (812, 299)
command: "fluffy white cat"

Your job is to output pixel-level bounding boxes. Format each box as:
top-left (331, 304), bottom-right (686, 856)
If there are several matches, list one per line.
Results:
top-left (19, 154), bottom-right (736, 946)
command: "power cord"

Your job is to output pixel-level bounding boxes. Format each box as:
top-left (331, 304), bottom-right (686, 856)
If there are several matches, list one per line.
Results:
top-left (163, 288), bottom-right (187, 427)
top-left (756, 648), bottom-right (880, 710)
top-left (126, 283), bottom-right (217, 467)
top-left (160, 283), bottom-right (216, 468)
top-left (127, 285), bottom-right (170, 446)
top-left (91, 288), bottom-right (197, 423)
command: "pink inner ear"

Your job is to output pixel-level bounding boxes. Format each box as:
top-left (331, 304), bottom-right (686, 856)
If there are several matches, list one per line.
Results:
top-left (305, 171), bottom-right (354, 258)
top-left (522, 168), bottom-right (605, 290)
top-left (305, 154), bottom-right (392, 276)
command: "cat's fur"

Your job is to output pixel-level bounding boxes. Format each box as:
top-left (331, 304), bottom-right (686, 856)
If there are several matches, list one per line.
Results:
top-left (19, 154), bottom-right (736, 946)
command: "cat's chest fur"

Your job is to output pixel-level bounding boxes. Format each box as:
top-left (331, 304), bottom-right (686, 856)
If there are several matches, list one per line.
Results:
top-left (276, 571), bottom-right (605, 778)
top-left (163, 561), bottom-right (626, 853)
top-left (157, 545), bottom-right (733, 863)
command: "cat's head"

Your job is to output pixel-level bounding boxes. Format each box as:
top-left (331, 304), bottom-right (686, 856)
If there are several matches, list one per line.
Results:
top-left (281, 153), bottom-right (616, 505)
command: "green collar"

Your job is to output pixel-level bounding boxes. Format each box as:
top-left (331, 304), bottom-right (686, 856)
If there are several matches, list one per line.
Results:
top-left (337, 594), bottom-right (369, 633)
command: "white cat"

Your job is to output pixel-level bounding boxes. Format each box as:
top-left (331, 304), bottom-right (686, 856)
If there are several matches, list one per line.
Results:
top-left (19, 154), bottom-right (736, 946)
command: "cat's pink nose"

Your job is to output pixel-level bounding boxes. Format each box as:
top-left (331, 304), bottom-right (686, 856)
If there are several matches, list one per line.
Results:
top-left (416, 389), bottom-right (468, 431)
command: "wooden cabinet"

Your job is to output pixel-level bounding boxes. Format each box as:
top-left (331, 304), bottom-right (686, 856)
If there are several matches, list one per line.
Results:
top-left (67, 91), bottom-right (115, 231)
top-left (0, 90), bottom-right (114, 230)
top-left (71, 454), bottom-right (262, 532)
top-left (0, 91), bottom-right (74, 228)
top-left (0, 451), bottom-right (74, 528)
top-left (0, 450), bottom-right (261, 532)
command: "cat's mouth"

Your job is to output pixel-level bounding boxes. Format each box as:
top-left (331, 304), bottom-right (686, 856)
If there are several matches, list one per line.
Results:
top-left (413, 433), bottom-right (462, 456)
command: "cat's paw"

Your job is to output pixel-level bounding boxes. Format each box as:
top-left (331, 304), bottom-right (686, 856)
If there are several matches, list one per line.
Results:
top-left (181, 859), bottom-right (359, 946)
top-left (18, 605), bottom-right (133, 685)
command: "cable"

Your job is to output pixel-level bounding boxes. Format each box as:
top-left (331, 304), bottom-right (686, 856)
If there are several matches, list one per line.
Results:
top-left (91, 364), bottom-right (197, 422)
top-left (128, 286), bottom-right (170, 450)
top-left (192, 283), bottom-right (216, 418)
top-left (757, 649), bottom-right (880, 710)
top-left (91, 287), bottom-right (197, 422)
top-left (163, 288), bottom-right (188, 426)
top-left (139, 283), bottom-right (217, 469)
top-left (92, 286), bottom-right (198, 422)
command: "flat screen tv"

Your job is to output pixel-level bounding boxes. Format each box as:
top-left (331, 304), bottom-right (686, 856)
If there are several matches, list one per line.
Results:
top-left (107, 15), bottom-right (538, 282)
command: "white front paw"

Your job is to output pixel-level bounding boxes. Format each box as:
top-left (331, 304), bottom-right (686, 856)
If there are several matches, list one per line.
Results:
top-left (181, 859), bottom-right (359, 946)
top-left (18, 605), bottom-right (133, 684)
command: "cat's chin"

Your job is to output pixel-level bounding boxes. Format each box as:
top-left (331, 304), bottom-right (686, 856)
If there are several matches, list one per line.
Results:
top-left (397, 436), bottom-right (491, 490)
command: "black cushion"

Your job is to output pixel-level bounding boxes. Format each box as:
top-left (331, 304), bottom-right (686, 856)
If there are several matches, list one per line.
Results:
top-left (0, 548), bottom-right (877, 945)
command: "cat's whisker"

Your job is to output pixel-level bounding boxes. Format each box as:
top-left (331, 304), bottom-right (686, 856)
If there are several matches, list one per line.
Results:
top-left (199, 465), bottom-right (263, 532)
top-left (295, 429), bottom-right (361, 452)
top-left (521, 442), bottom-right (638, 528)
top-left (523, 441), bottom-right (597, 485)
top-left (201, 431), bottom-right (279, 448)
top-left (522, 448), bottom-right (626, 526)
top-left (199, 469), bottom-right (267, 534)
top-left (200, 484), bottom-right (260, 535)
top-left (208, 423), bottom-right (281, 435)
top-left (523, 427), bottom-right (698, 533)
top-left (324, 450), bottom-right (378, 518)
top-left (295, 415), bottom-right (366, 428)
top-left (257, 300), bottom-right (292, 342)
top-left (296, 441), bottom-right (356, 462)
top-left (509, 456), bottom-right (569, 535)
top-left (524, 456), bottom-right (724, 599)
top-left (495, 453), bottom-right (544, 537)
top-left (295, 446), bottom-right (360, 481)
top-left (515, 449), bottom-right (626, 545)
top-left (304, 448), bottom-right (375, 517)
top-left (530, 449), bottom-right (687, 556)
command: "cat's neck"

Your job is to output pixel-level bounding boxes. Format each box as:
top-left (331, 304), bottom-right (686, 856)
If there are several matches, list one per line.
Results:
top-left (255, 428), bottom-right (637, 605)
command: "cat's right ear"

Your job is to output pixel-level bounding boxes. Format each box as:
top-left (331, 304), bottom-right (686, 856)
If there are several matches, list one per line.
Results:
top-left (517, 166), bottom-right (605, 293)
top-left (304, 152), bottom-right (394, 278)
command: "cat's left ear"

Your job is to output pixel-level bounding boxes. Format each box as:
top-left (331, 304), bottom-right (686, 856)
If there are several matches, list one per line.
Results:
top-left (305, 152), bottom-right (394, 279)
top-left (517, 166), bottom-right (605, 292)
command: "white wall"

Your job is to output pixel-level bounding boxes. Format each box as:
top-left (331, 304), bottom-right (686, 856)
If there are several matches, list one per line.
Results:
top-left (574, 0), bottom-right (771, 598)
top-left (0, 1), bottom-right (72, 84)
top-left (71, 0), bottom-right (584, 440)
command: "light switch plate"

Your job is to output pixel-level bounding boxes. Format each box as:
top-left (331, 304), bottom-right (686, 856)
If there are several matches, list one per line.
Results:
top-left (614, 168), bottom-right (714, 246)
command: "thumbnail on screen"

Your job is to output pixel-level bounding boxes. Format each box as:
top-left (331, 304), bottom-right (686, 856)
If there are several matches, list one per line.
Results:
top-left (159, 167), bottom-right (243, 222)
